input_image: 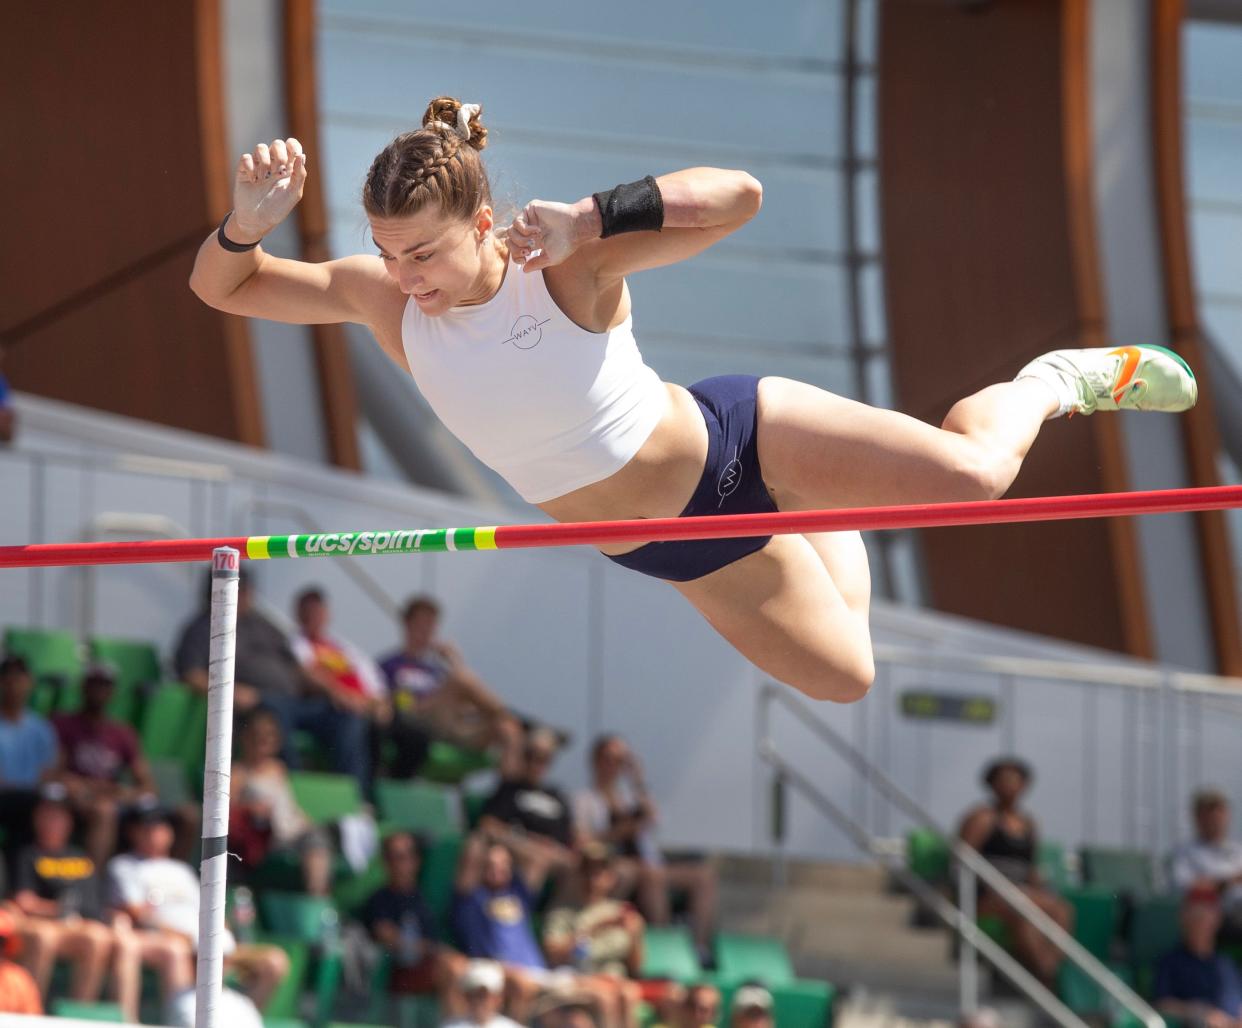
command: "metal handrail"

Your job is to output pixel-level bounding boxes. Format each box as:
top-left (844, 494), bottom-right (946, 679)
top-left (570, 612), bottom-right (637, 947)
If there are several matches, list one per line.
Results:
top-left (233, 498), bottom-right (401, 621)
top-left (760, 747), bottom-right (1088, 1027)
top-left (759, 683), bottom-right (1163, 1028)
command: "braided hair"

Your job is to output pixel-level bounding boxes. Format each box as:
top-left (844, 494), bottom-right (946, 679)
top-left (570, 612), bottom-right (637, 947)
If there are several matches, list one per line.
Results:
top-left (362, 96), bottom-right (492, 221)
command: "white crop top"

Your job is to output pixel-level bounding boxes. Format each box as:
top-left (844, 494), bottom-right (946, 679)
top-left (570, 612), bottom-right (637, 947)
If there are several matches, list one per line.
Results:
top-left (401, 263), bottom-right (668, 503)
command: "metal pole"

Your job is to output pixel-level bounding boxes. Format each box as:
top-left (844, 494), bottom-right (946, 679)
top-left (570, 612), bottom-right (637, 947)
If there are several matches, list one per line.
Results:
top-left (195, 547), bottom-right (240, 1028)
top-left (958, 861), bottom-right (979, 1014)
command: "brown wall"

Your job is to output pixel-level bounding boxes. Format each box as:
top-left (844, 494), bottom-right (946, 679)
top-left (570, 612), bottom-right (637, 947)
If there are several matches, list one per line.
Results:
top-left (879, 0), bottom-right (1151, 654)
top-left (0, 0), bottom-right (263, 445)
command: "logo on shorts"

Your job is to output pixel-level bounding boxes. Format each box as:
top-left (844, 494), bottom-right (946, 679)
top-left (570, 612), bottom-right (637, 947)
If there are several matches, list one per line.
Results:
top-left (501, 314), bottom-right (550, 350)
top-left (717, 446), bottom-right (743, 507)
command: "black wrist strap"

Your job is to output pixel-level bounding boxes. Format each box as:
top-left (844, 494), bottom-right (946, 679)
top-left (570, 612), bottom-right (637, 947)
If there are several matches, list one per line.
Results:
top-left (592, 176), bottom-right (664, 238)
top-left (217, 211), bottom-right (261, 253)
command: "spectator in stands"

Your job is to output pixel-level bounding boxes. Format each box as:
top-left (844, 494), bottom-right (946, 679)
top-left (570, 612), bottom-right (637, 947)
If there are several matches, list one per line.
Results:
top-left (0, 909), bottom-right (42, 1015)
top-left (1153, 887), bottom-right (1242, 1027)
top-left (728, 985), bottom-right (774, 1028)
top-left (453, 833), bottom-right (622, 1025)
top-left (51, 662), bottom-right (158, 866)
top-left (1170, 789), bottom-right (1242, 939)
top-left (10, 783), bottom-right (115, 1004)
top-left (0, 348), bottom-right (15, 445)
top-left (544, 844), bottom-right (657, 1027)
top-left (443, 958), bottom-right (523, 1028)
top-left (230, 706), bottom-right (334, 895)
top-left (108, 800), bottom-right (289, 1021)
top-left (480, 725), bottom-right (579, 886)
top-left (292, 586), bottom-right (390, 791)
top-left (378, 595), bottom-right (513, 776)
top-left (0, 655), bottom-right (58, 864)
top-left (362, 830), bottom-right (466, 1010)
top-left (663, 983), bottom-right (719, 1028)
top-left (576, 733), bottom-right (718, 956)
top-left (958, 756), bottom-right (1072, 986)
top-left (173, 568), bottom-right (369, 784)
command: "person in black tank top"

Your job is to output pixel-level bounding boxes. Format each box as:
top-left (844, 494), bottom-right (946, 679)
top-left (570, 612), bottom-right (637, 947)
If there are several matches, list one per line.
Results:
top-left (958, 757), bottom-right (1074, 985)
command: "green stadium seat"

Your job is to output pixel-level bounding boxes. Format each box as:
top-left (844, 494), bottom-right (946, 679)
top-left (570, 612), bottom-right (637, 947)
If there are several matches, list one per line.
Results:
top-left (420, 833), bottom-right (465, 933)
top-left (375, 779), bottom-right (461, 837)
top-left (140, 682), bottom-right (201, 759)
top-left (714, 932), bottom-right (796, 987)
top-left (288, 771), bottom-right (364, 825)
top-left (1063, 885), bottom-right (1121, 961)
top-left (462, 790), bottom-right (488, 828)
top-left (1080, 846), bottom-right (1155, 899)
top-left (49, 999), bottom-right (126, 1021)
top-left (771, 979), bottom-right (836, 1027)
top-left (5, 625), bottom-right (82, 693)
top-left (1128, 894), bottom-right (1181, 996)
top-left (254, 935), bottom-right (311, 1020)
top-left (976, 913), bottom-right (1013, 951)
top-left (262, 1020), bottom-right (309, 1028)
top-left (640, 925), bottom-right (704, 983)
top-left (149, 757), bottom-right (193, 808)
top-left (332, 853), bottom-right (387, 918)
top-left (420, 740), bottom-right (495, 783)
top-left (258, 892), bottom-right (337, 943)
top-left (89, 635), bottom-right (161, 724)
top-left (1038, 840), bottom-right (1073, 893)
top-left (907, 828), bottom-right (950, 884)
top-left (1057, 959), bottom-right (1135, 1018)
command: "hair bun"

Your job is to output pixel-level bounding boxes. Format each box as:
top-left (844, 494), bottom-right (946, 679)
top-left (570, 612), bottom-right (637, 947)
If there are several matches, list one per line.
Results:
top-left (421, 96), bottom-right (488, 151)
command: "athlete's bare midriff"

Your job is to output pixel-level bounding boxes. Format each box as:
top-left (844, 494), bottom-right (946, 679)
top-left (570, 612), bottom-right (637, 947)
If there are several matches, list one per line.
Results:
top-left (537, 381), bottom-right (708, 554)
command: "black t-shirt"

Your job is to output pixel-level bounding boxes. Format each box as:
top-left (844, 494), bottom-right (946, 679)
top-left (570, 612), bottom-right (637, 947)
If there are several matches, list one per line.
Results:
top-left (15, 845), bottom-right (102, 920)
top-left (482, 779), bottom-right (573, 847)
top-left (362, 885), bottom-right (436, 940)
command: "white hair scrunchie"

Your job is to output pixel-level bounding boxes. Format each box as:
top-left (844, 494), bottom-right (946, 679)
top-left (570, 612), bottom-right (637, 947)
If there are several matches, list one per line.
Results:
top-left (432, 103), bottom-right (481, 141)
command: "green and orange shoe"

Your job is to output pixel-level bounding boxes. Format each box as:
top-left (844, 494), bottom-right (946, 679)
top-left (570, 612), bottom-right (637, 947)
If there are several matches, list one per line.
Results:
top-left (1017, 344), bottom-right (1197, 416)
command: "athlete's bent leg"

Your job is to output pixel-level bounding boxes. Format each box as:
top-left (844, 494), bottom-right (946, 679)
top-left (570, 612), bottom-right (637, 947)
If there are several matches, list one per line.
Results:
top-left (674, 533), bottom-right (874, 703)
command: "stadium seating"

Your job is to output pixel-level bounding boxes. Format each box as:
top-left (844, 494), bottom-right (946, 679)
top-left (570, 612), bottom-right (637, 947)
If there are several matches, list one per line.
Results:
top-left (288, 771), bottom-right (364, 824)
top-left (88, 634), bottom-right (161, 723)
top-left (1080, 846), bottom-right (1156, 899)
top-left (49, 999), bottom-right (126, 1022)
top-left (4, 625), bottom-right (82, 699)
top-left (375, 778), bottom-right (461, 837)
top-left (640, 925), bottom-right (704, 983)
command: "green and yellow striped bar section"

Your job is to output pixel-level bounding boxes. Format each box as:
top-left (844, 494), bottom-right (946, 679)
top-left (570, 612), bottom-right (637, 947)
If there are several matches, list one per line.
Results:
top-left (245, 526), bottom-right (498, 560)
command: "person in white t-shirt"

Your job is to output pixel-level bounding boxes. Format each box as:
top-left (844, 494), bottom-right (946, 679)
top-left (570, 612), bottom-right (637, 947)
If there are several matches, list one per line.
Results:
top-left (573, 734), bottom-right (717, 955)
top-left (442, 959), bottom-right (523, 1028)
top-left (1170, 789), bottom-right (1242, 936)
top-left (107, 802), bottom-right (289, 1015)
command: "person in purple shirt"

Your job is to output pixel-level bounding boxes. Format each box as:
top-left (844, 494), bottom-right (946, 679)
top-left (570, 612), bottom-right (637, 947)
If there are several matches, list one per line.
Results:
top-left (377, 596), bottom-right (513, 777)
top-left (1155, 889), bottom-right (1242, 1027)
top-left (453, 833), bottom-right (622, 1025)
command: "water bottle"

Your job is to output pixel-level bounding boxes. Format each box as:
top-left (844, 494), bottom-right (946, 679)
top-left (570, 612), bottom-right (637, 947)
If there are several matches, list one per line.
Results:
top-left (320, 906), bottom-right (342, 956)
top-left (397, 910), bottom-right (422, 967)
top-left (232, 887), bottom-right (256, 944)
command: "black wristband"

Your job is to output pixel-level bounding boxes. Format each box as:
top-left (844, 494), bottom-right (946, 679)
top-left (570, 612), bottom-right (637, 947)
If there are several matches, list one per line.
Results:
top-left (216, 211), bottom-right (262, 253)
top-left (592, 176), bottom-right (664, 238)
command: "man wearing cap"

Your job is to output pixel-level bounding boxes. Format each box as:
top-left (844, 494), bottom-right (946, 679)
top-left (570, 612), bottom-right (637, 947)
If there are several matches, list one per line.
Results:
top-left (443, 959), bottom-right (523, 1028)
top-left (728, 985), bottom-right (774, 1028)
top-left (1171, 790), bottom-right (1242, 940)
top-left (51, 662), bottom-right (159, 866)
top-left (107, 799), bottom-right (289, 1022)
top-left (11, 783), bottom-right (116, 1006)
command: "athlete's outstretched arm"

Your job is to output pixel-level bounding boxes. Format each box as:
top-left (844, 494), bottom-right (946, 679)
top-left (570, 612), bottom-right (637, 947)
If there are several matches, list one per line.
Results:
top-left (189, 137), bottom-right (398, 332)
top-left (506, 167), bottom-right (762, 280)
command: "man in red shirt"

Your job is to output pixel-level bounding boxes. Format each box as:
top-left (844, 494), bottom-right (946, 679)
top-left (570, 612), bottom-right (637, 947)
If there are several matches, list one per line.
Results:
top-left (52, 663), bottom-right (158, 865)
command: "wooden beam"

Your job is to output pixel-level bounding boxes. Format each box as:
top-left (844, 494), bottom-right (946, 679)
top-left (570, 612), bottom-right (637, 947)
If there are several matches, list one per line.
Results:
top-left (282, 0), bottom-right (362, 471)
top-left (1150, 0), bottom-right (1242, 674)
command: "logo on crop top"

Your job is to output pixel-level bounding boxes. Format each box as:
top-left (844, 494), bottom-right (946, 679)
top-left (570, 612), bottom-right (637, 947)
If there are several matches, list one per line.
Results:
top-left (501, 314), bottom-right (550, 350)
top-left (717, 446), bottom-right (743, 507)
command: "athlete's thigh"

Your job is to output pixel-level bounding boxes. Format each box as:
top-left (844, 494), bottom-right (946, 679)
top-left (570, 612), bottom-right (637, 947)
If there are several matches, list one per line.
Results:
top-left (672, 533), bottom-right (873, 702)
top-left (756, 376), bottom-right (973, 509)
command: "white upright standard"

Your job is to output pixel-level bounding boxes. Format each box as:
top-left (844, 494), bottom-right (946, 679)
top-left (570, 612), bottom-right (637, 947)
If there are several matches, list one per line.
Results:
top-left (195, 546), bottom-right (240, 1028)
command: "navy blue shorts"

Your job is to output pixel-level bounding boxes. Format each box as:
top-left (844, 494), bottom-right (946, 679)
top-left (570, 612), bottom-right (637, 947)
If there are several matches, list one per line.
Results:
top-left (606, 375), bottom-right (777, 582)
